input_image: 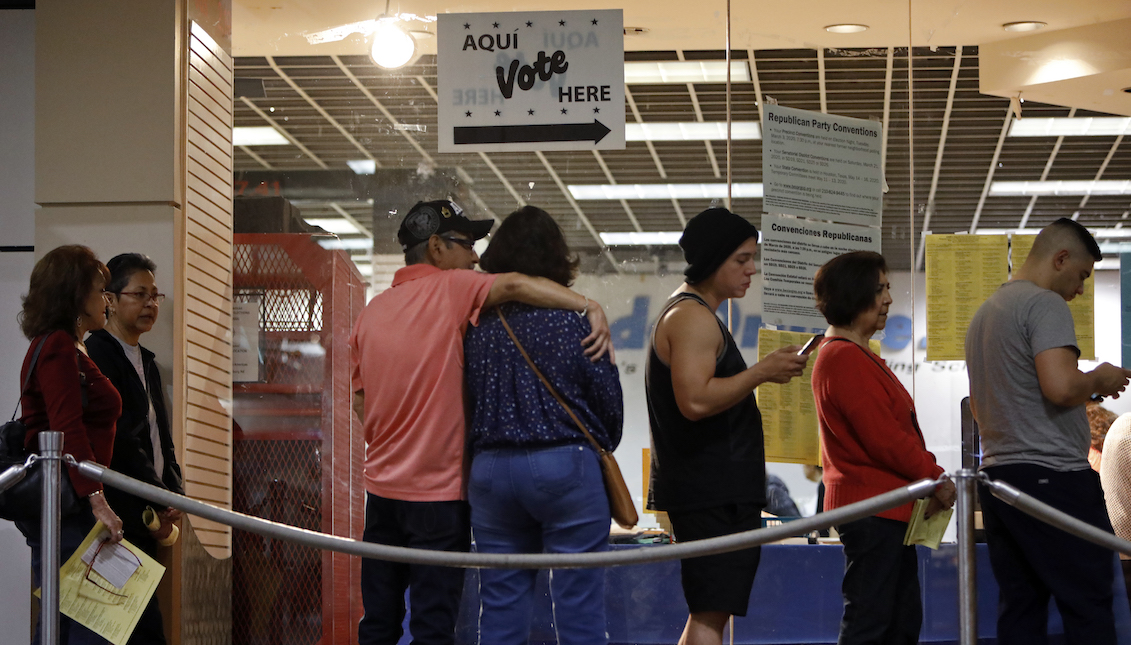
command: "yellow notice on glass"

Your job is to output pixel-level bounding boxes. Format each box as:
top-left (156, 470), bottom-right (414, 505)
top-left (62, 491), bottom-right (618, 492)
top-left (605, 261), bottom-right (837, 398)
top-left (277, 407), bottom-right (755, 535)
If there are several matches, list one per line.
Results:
top-left (37, 523), bottom-right (165, 645)
top-left (903, 498), bottom-right (953, 550)
top-left (1010, 234), bottom-right (1095, 359)
top-left (756, 328), bottom-right (821, 465)
top-left (925, 234), bottom-right (1009, 361)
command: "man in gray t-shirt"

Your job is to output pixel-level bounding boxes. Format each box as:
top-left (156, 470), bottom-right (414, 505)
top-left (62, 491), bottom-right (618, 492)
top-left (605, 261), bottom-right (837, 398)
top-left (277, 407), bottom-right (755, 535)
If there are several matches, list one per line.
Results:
top-left (966, 218), bottom-right (1131, 645)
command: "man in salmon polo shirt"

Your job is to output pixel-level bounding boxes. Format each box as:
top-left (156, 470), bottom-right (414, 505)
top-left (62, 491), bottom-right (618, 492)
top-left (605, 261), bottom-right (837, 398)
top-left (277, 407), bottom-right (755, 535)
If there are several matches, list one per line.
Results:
top-left (349, 199), bottom-right (614, 645)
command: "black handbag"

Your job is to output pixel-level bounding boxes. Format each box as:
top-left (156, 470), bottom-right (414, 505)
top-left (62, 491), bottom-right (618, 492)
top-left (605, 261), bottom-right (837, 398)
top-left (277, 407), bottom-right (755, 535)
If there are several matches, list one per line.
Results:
top-left (0, 337), bottom-right (82, 522)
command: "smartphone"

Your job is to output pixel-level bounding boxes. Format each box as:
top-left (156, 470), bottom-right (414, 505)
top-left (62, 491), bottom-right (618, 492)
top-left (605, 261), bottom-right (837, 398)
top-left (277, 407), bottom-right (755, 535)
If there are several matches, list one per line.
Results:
top-left (798, 334), bottom-right (825, 356)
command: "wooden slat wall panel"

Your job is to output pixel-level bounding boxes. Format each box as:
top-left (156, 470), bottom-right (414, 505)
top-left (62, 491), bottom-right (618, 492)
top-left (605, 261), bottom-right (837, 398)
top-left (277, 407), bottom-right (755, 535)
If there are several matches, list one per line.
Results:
top-left (186, 309), bottom-right (231, 344)
top-left (183, 449), bottom-right (230, 473)
top-left (184, 22), bottom-right (234, 557)
top-left (186, 401), bottom-right (230, 430)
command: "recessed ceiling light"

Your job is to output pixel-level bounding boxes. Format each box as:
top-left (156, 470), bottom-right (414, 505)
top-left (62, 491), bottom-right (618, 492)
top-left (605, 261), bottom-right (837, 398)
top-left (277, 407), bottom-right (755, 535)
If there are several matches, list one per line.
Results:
top-left (824, 24), bottom-right (868, 34)
top-left (1002, 21), bottom-right (1046, 32)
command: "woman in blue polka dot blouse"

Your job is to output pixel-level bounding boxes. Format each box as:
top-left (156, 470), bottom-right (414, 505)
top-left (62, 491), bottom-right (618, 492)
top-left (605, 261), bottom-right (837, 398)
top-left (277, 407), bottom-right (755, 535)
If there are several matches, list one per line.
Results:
top-left (464, 205), bottom-right (624, 645)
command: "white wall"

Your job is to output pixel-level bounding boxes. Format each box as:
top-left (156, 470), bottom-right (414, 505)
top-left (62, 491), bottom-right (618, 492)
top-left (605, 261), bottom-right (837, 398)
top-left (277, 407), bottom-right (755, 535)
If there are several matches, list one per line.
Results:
top-left (0, 8), bottom-right (36, 639)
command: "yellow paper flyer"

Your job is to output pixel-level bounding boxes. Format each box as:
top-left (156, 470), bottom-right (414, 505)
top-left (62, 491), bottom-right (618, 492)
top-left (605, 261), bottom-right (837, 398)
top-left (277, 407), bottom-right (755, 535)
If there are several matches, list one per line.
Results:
top-left (903, 497), bottom-right (954, 550)
top-left (756, 328), bottom-right (821, 464)
top-left (38, 523), bottom-right (165, 645)
top-left (925, 234), bottom-right (1008, 361)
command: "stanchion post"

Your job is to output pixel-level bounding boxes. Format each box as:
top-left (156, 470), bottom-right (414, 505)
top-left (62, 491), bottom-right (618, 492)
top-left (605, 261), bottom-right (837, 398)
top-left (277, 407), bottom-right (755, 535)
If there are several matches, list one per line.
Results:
top-left (956, 468), bottom-right (978, 645)
top-left (39, 431), bottom-right (63, 645)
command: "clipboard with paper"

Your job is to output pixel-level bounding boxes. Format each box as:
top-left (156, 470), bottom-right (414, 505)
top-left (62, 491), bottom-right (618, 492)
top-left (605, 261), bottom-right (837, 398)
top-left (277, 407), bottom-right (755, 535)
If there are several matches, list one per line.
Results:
top-left (36, 522), bottom-right (165, 645)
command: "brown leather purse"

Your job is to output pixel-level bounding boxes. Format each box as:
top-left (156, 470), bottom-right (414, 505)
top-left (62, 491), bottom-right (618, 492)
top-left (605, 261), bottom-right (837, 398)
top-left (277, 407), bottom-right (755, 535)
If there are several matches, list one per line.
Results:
top-left (496, 309), bottom-right (639, 529)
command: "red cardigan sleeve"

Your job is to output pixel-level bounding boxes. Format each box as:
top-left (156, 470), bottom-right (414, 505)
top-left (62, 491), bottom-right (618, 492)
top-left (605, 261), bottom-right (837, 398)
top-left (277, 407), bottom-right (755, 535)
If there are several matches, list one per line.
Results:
top-left (817, 342), bottom-right (943, 483)
top-left (24, 332), bottom-right (102, 496)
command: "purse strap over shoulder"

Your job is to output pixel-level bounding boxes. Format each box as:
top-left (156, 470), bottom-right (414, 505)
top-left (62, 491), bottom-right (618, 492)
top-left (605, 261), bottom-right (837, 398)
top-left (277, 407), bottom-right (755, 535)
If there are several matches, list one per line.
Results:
top-left (10, 336), bottom-right (49, 422)
top-left (496, 309), bottom-right (607, 456)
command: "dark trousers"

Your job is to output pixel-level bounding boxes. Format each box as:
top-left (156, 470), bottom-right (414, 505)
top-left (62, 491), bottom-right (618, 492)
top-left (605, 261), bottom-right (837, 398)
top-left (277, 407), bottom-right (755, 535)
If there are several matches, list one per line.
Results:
top-left (835, 516), bottom-right (921, 645)
top-left (1123, 560), bottom-right (1131, 616)
top-left (358, 493), bottom-right (470, 645)
top-left (979, 464), bottom-right (1116, 645)
top-left (124, 533), bottom-right (166, 645)
top-left (17, 504), bottom-right (108, 645)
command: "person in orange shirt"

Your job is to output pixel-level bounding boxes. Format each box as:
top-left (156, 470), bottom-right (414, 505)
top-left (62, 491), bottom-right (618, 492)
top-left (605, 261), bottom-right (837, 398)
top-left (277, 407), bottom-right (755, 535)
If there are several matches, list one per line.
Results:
top-left (348, 200), bottom-right (613, 645)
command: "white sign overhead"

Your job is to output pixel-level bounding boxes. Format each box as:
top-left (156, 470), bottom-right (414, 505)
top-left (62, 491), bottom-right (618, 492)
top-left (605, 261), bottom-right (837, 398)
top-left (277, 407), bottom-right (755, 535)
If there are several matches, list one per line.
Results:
top-left (437, 10), bottom-right (625, 153)
top-left (760, 213), bottom-right (881, 330)
top-left (761, 104), bottom-right (883, 227)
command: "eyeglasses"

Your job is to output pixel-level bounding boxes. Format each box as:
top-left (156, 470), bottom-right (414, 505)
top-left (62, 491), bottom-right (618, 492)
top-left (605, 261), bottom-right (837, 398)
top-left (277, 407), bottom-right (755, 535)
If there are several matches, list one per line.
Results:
top-left (82, 538), bottom-right (141, 602)
top-left (440, 235), bottom-right (476, 251)
top-left (117, 291), bottom-right (166, 304)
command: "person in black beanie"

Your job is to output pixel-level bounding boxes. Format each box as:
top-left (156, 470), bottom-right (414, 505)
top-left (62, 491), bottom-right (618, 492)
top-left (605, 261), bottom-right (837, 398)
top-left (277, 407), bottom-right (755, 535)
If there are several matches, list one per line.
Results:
top-left (645, 207), bottom-right (810, 645)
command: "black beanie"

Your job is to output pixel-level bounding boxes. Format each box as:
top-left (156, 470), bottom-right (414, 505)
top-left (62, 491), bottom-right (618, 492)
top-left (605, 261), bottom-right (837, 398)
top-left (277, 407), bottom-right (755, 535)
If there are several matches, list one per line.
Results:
top-left (680, 208), bottom-right (760, 284)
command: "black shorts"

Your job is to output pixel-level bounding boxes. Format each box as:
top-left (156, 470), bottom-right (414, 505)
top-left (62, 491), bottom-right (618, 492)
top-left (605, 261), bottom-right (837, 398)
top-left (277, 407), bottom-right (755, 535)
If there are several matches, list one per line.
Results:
top-left (667, 503), bottom-right (763, 616)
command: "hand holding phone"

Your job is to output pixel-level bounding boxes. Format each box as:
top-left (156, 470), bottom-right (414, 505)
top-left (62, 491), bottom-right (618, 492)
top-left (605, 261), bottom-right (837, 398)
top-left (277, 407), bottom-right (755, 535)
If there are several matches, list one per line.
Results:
top-left (798, 334), bottom-right (825, 356)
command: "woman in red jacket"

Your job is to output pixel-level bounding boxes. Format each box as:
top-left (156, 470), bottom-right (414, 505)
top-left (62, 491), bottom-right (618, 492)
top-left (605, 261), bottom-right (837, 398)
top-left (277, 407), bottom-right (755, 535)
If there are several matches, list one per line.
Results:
top-left (810, 251), bottom-right (955, 645)
top-left (17, 244), bottom-right (123, 645)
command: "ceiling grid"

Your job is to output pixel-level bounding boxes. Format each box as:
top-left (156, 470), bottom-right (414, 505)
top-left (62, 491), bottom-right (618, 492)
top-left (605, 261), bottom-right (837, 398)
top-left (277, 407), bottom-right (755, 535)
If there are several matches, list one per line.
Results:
top-left (233, 47), bottom-right (1131, 273)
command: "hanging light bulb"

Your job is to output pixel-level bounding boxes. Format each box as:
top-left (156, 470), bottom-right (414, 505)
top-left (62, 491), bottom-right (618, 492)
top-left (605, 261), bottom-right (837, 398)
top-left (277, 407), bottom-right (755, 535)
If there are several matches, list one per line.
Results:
top-left (370, 15), bottom-right (416, 69)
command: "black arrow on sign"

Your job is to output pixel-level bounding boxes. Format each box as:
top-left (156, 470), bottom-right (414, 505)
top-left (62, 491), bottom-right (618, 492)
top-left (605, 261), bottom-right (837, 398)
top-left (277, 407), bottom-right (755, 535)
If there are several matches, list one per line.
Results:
top-left (453, 120), bottom-right (611, 145)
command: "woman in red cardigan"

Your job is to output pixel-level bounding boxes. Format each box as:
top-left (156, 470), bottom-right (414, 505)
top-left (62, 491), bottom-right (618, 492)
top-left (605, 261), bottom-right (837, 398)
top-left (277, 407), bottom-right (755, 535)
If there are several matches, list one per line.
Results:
top-left (810, 251), bottom-right (955, 645)
top-left (17, 244), bottom-right (123, 645)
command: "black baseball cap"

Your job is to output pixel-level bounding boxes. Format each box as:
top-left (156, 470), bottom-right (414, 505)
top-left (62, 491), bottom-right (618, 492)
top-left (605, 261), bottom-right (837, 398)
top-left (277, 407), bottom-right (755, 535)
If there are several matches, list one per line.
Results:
top-left (397, 200), bottom-right (494, 251)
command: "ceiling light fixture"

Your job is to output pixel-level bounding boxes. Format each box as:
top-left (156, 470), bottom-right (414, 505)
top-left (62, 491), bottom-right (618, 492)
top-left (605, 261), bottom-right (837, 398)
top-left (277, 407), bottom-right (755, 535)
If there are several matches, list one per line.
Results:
top-left (599, 230), bottom-right (762, 246)
top-left (600, 232), bottom-right (683, 246)
top-left (305, 218), bottom-right (363, 235)
top-left (233, 126), bottom-right (290, 146)
top-left (370, 0), bottom-right (416, 69)
top-left (318, 238), bottom-right (374, 250)
top-left (569, 183), bottom-right (764, 200)
top-left (989, 180), bottom-right (1131, 196)
top-left (347, 159), bottom-right (378, 174)
top-left (623, 61), bottom-right (751, 84)
top-left (1008, 117), bottom-right (1131, 137)
top-left (825, 24), bottom-right (868, 34)
top-left (626, 122), bottom-right (761, 141)
top-left (1002, 21), bottom-right (1047, 32)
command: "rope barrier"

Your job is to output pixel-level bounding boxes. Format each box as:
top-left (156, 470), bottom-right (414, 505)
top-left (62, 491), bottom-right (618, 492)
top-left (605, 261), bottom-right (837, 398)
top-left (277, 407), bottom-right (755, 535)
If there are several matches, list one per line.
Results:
top-left (0, 455), bottom-right (34, 495)
top-left (77, 459), bottom-right (940, 570)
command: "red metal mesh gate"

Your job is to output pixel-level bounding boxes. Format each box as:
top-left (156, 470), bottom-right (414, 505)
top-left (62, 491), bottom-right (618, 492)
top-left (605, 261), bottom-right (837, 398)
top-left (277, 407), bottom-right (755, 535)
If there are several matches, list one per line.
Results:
top-left (232, 234), bottom-right (366, 645)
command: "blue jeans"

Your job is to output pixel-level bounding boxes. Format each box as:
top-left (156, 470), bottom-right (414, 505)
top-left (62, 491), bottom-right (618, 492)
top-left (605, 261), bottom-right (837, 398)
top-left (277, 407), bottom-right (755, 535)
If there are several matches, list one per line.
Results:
top-left (469, 445), bottom-right (610, 645)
